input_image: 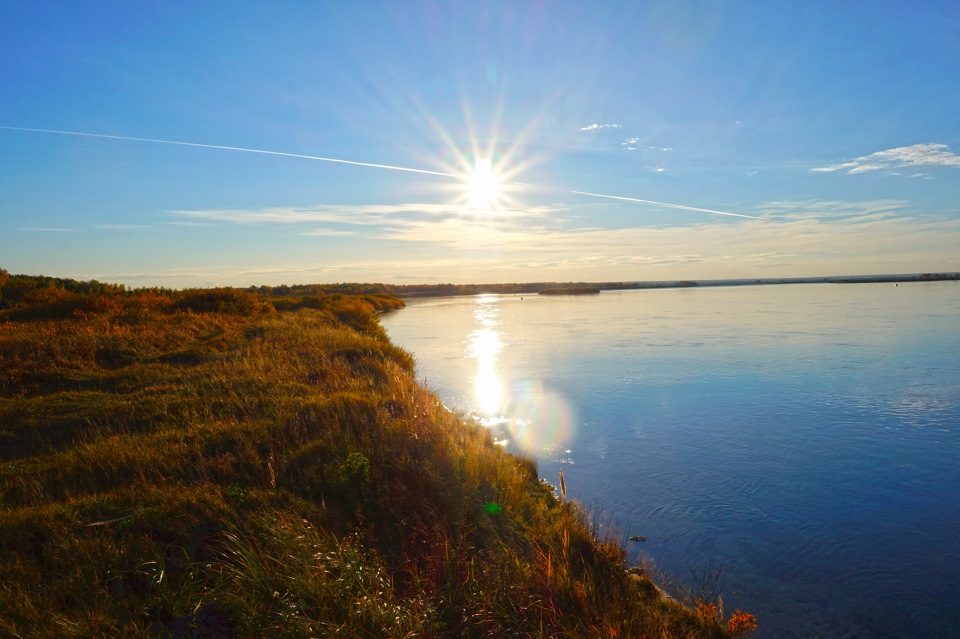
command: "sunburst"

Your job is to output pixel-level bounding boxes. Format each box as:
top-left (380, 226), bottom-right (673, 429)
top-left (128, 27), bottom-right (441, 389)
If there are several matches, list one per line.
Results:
top-left (416, 109), bottom-right (541, 215)
top-left (447, 151), bottom-right (533, 216)
top-left (464, 158), bottom-right (502, 212)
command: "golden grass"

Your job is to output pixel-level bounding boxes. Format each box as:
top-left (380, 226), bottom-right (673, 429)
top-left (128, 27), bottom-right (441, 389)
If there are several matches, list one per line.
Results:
top-left (0, 277), bottom-right (754, 637)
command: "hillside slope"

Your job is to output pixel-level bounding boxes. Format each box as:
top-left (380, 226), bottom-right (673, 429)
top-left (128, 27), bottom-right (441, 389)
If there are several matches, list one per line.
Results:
top-left (0, 277), bottom-right (754, 638)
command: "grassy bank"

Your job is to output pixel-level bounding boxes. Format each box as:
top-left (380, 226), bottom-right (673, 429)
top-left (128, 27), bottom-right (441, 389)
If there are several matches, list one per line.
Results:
top-left (0, 272), bottom-right (755, 638)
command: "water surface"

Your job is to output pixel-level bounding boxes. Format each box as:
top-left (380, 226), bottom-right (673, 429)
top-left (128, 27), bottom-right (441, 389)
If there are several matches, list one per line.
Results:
top-left (381, 282), bottom-right (960, 639)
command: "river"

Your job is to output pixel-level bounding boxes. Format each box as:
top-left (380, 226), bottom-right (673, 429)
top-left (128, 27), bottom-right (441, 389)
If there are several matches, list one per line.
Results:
top-left (381, 281), bottom-right (960, 639)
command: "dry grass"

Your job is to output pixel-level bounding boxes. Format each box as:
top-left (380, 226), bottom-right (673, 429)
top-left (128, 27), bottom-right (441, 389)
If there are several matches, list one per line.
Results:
top-left (0, 275), bottom-right (754, 637)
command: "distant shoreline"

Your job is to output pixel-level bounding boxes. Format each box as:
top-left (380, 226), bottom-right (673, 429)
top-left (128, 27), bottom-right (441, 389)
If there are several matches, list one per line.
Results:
top-left (393, 272), bottom-right (960, 299)
top-left (538, 286), bottom-right (601, 296)
top-left (9, 269), bottom-right (954, 301)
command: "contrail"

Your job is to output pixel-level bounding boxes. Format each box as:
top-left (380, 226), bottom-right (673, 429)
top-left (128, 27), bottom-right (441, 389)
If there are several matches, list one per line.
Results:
top-left (0, 126), bottom-right (457, 179)
top-left (1, 125), bottom-right (755, 219)
top-left (570, 191), bottom-right (757, 219)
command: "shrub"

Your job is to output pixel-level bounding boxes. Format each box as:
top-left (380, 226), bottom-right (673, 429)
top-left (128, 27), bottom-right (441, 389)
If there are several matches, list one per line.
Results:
top-left (170, 288), bottom-right (271, 315)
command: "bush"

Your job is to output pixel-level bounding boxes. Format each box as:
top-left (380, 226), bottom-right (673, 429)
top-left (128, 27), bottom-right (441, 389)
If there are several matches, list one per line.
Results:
top-left (170, 288), bottom-right (270, 315)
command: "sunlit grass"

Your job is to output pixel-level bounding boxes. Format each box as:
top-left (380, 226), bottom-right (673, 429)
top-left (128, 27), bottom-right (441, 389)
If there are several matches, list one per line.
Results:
top-left (0, 273), bottom-right (753, 637)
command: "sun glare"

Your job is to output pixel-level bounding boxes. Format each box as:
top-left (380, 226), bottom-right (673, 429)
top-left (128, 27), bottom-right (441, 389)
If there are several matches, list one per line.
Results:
top-left (464, 158), bottom-right (502, 212)
top-left (421, 116), bottom-right (538, 215)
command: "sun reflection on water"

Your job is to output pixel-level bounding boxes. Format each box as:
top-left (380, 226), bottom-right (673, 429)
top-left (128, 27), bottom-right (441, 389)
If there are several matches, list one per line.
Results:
top-left (469, 328), bottom-right (504, 416)
top-left (467, 296), bottom-right (505, 417)
top-left (466, 296), bottom-right (576, 454)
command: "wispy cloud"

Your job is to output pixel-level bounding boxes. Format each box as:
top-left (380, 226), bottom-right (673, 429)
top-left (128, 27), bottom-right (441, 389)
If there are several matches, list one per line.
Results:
top-left (618, 139), bottom-right (673, 153)
top-left (380, 201), bottom-right (960, 278)
top-left (19, 227), bottom-right (78, 232)
top-left (165, 221), bottom-right (216, 227)
top-left (812, 143), bottom-right (960, 174)
top-left (168, 202), bottom-right (560, 228)
top-left (171, 203), bottom-right (444, 226)
top-left (94, 199), bottom-right (960, 287)
top-left (579, 123), bottom-right (622, 131)
top-left (757, 199), bottom-right (908, 221)
top-left (490, 254), bottom-right (710, 271)
top-left (746, 252), bottom-right (788, 261)
top-left (298, 228), bottom-right (357, 237)
top-left (97, 224), bottom-right (162, 231)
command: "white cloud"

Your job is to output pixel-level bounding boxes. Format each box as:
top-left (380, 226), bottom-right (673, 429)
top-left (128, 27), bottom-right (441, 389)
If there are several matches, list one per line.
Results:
top-left (579, 123), bottom-right (622, 131)
top-left (618, 139), bottom-right (670, 153)
top-left (91, 197), bottom-right (960, 287)
top-left (372, 199), bottom-right (960, 269)
top-left (170, 203), bottom-right (443, 226)
top-left (812, 143), bottom-right (960, 174)
top-left (493, 254), bottom-right (710, 271)
top-left (756, 199), bottom-right (908, 221)
top-left (153, 197), bottom-right (960, 285)
top-left (454, 203), bottom-right (960, 276)
top-left (168, 202), bottom-right (559, 228)
top-left (746, 252), bottom-right (787, 260)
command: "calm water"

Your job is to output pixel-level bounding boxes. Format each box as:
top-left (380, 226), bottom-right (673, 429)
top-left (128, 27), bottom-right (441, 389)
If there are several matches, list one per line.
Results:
top-left (381, 282), bottom-right (960, 639)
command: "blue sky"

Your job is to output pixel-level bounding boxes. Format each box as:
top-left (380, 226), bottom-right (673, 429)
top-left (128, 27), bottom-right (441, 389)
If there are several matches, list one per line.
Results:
top-left (2, 1), bottom-right (959, 287)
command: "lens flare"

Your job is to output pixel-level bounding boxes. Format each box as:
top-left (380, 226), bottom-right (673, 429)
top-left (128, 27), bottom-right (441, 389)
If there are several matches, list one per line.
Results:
top-left (506, 380), bottom-right (576, 453)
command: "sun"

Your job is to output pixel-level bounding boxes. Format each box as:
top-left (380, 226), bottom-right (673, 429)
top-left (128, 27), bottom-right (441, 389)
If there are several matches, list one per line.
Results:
top-left (463, 158), bottom-right (502, 212)
top-left (423, 125), bottom-right (538, 215)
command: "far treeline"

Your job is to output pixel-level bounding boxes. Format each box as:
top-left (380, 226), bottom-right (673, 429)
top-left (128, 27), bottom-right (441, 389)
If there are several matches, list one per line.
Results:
top-left (3, 270), bottom-right (955, 309)
top-left (246, 281), bottom-right (620, 298)
top-left (0, 269), bottom-right (757, 638)
top-left (0, 269), bottom-right (405, 319)
top-left (246, 272), bottom-right (960, 299)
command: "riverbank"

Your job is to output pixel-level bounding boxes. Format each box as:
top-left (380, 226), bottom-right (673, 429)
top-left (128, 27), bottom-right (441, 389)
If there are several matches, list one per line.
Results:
top-left (0, 275), bottom-right (755, 637)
